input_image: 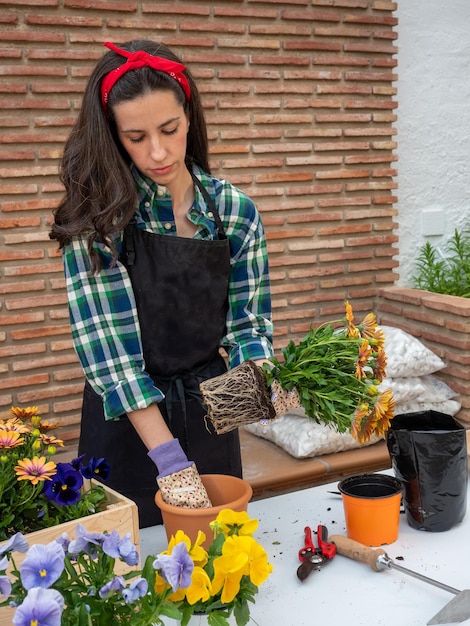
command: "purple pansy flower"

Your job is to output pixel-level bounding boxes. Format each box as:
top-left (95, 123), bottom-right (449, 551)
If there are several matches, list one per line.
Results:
top-left (98, 575), bottom-right (126, 599)
top-left (153, 542), bottom-right (194, 592)
top-left (102, 531), bottom-right (139, 567)
top-left (0, 557), bottom-right (11, 599)
top-left (68, 524), bottom-right (104, 557)
top-left (122, 577), bottom-right (148, 603)
top-left (12, 587), bottom-right (64, 626)
top-left (0, 533), bottom-right (29, 558)
top-left (20, 542), bottom-right (65, 590)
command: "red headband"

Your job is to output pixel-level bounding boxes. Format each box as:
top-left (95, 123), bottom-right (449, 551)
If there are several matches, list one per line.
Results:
top-left (100, 42), bottom-right (191, 112)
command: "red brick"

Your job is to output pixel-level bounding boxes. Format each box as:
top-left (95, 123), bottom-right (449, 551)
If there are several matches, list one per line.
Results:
top-left (0, 0), bottom-right (399, 457)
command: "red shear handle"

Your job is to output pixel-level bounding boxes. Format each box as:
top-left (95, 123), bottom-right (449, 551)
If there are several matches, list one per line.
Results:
top-left (317, 524), bottom-right (336, 559)
top-left (298, 526), bottom-right (315, 561)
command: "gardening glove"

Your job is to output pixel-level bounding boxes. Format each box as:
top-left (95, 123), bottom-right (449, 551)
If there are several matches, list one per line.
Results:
top-left (269, 380), bottom-right (302, 420)
top-left (148, 439), bottom-right (212, 509)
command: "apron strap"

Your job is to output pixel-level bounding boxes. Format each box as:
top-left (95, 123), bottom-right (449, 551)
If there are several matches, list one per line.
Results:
top-left (190, 171), bottom-right (227, 240)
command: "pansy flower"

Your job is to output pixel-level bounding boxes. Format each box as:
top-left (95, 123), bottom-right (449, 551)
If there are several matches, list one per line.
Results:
top-left (12, 587), bottom-right (64, 626)
top-left (153, 542), bottom-right (194, 593)
top-left (81, 456), bottom-right (111, 481)
top-left (20, 541), bottom-right (65, 590)
top-left (42, 462), bottom-right (83, 506)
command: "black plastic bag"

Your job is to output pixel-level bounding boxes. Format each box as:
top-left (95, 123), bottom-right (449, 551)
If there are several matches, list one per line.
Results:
top-left (387, 410), bottom-right (467, 532)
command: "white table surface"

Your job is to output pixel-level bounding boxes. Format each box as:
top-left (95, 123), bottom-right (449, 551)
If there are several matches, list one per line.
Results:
top-left (140, 472), bottom-right (470, 626)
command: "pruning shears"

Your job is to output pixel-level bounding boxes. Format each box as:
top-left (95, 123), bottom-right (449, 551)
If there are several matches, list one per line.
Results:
top-left (296, 524), bottom-right (336, 582)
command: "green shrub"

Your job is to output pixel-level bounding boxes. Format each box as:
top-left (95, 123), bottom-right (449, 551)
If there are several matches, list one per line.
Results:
top-left (411, 229), bottom-right (470, 298)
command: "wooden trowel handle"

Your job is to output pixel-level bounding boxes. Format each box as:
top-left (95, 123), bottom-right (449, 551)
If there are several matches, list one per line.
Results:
top-left (329, 534), bottom-right (388, 572)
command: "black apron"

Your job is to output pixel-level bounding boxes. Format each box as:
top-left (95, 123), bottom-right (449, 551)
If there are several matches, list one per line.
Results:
top-left (79, 173), bottom-right (242, 528)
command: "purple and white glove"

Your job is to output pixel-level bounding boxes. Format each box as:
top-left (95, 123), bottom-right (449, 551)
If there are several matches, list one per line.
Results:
top-left (148, 439), bottom-right (212, 509)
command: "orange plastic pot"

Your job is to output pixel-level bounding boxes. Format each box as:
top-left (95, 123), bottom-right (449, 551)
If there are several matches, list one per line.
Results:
top-left (338, 473), bottom-right (403, 546)
top-left (155, 474), bottom-right (253, 547)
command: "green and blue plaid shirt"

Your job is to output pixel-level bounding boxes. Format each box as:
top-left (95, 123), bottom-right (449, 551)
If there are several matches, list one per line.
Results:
top-left (63, 165), bottom-right (273, 419)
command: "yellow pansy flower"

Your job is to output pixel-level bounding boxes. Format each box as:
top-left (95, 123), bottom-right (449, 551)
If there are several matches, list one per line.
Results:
top-left (211, 552), bottom-right (247, 604)
top-left (221, 535), bottom-right (273, 586)
top-left (184, 566), bottom-right (212, 605)
top-left (166, 529), bottom-right (208, 567)
top-left (154, 571), bottom-right (186, 602)
top-left (209, 508), bottom-right (259, 537)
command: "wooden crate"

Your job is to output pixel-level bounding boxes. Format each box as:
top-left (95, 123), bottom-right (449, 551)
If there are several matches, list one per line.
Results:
top-left (0, 482), bottom-right (139, 625)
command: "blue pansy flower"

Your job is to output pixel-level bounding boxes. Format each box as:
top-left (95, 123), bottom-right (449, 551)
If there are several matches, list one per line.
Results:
top-left (68, 524), bottom-right (104, 557)
top-left (42, 463), bottom-right (83, 506)
top-left (20, 542), bottom-right (65, 590)
top-left (81, 456), bottom-right (111, 481)
top-left (153, 542), bottom-right (194, 593)
top-left (122, 577), bottom-right (148, 603)
top-left (102, 531), bottom-right (139, 567)
top-left (99, 575), bottom-right (125, 599)
top-left (0, 533), bottom-right (29, 558)
top-left (12, 587), bottom-right (64, 626)
top-left (0, 557), bottom-right (12, 599)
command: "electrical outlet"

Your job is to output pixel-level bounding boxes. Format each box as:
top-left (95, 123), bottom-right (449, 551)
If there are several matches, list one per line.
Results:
top-left (421, 209), bottom-right (445, 236)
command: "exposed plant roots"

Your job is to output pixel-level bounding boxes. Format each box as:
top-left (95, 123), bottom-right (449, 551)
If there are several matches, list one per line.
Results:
top-left (200, 360), bottom-right (302, 434)
top-left (200, 360), bottom-right (275, 434)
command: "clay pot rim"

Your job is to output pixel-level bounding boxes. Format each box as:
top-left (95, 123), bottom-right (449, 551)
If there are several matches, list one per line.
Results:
top-left (155, 473), bottom-right (253, 517)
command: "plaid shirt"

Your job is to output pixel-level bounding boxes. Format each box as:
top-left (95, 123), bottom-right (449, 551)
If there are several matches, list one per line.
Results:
top-left (63, 165), bottom-right (273, 419)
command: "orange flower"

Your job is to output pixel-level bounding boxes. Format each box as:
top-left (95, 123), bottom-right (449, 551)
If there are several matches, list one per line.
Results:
top-left (359, 312), bottom-right (377, 338)
top-left (372, 388), bottom-right (395, 438)
top-left (345, 300), bottom-right (360, 338)
top-left (37, 420), bottom-right (60, 433)
top-left (38, 434), bottom-right (64, 448)
top-left (351, 403), bottom-right (373, 444)
top-left (14, 456), bottom-right (57, 485)
top-left (355, 338), bottom-right (372, 380)
top-left (0, 430), bottom-right (25, 449)
top-left (10, 406), bottom-right (40, 419)
top-left (373, 347), bottom-right (387, 382)
top-left (371, 325), bottom-right (385, 350)
top-left (1, 418), bottom-right (31, 434)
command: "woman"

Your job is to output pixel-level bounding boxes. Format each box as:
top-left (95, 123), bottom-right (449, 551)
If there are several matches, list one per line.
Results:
top-left (50, 40), bottom-right (273, 527)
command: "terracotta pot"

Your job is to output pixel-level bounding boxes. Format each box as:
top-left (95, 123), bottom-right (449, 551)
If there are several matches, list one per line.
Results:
top-left (155, 474), bottom-right (252, 547)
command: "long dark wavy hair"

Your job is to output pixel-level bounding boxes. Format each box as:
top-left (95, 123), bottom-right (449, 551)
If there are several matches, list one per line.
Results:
top-left (50, 40), bottom-right (210, 272)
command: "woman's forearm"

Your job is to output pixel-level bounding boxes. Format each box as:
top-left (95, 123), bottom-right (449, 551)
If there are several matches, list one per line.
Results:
top-left (127, 404), bottom-right (174, 450)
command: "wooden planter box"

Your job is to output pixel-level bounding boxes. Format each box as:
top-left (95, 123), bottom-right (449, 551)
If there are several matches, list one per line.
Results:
top-left (0, 482), bottom-right (139, 626)
top-left (375, 286), bottom-right (470, 427)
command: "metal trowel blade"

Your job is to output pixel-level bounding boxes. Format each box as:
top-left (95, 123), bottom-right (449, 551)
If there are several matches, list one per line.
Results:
top-left (427, 590), bottom-right (470, 624)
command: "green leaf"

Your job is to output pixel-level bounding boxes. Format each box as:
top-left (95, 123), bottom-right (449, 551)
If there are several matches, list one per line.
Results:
top-left (234, 599), bottom-right (250, 626)
top-left (207, 611), bottom-right (231, 626)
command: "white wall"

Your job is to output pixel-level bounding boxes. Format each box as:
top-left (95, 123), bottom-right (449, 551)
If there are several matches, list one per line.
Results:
top-left (395, 0), bottom-right (470, 285)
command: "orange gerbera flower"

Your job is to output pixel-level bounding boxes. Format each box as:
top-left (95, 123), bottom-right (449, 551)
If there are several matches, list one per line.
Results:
top-left (345, 300), bottom-right (360, 338)
top-left (355, 338), bottom-right (372, 380)
top-left (372, 388), bottom-right (395, 438)
top-left (15, 456), bottom-right (56, 485)
top-left (38, 420), bottom-right (60, 433)
top-left (372, 325), bottom-right (385, 350)
top-left (373, 347), bottom-right (387, 382)
top-left (10, 406), bottom-right (40, 420)
top-left (2, 418), bottom-right (31, 434)
top-left (38, 434), bottom-right (64, 448)
top-left (359, 312), bottom-right (377, 338)
top-left (0, 430), bottom-right (25, 449)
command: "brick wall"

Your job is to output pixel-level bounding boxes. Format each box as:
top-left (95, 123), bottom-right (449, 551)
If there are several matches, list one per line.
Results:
top-left (0, 0), bottom-right (398, 454)
top-left (376, 287), bottom-right (470, 427)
